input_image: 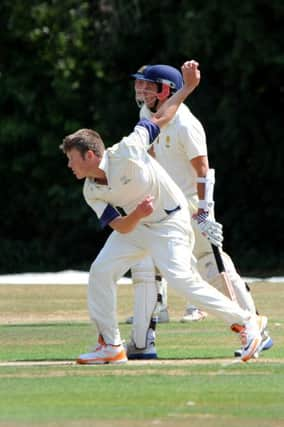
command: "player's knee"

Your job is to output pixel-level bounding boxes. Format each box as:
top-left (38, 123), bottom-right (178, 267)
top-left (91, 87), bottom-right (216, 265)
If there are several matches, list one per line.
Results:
top-left (132, 272), bottom-right (155, 285)
top-left (197, 253), bottom-right (218, 281)
top-left (131, 258), bottom-right (155, 285)
top-left (89, 259), bottom-right (112, 283)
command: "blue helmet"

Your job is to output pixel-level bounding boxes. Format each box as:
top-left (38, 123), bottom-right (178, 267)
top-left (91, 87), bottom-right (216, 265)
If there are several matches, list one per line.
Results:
top-left (131, 64), bottom-right (183, 92)
top-left (133, 64), bottom-right (149, 77)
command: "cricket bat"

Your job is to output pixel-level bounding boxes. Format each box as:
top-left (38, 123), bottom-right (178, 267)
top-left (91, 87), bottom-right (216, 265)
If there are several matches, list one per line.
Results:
top-left (211, 244), bottom-right (237, 302)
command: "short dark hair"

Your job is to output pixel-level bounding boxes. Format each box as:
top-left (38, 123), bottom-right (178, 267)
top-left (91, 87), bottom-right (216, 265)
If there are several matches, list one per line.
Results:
top-left (60, 129), bottom-right (105, 158)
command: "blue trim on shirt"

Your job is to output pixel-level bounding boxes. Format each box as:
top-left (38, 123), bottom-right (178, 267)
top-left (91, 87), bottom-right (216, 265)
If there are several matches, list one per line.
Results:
top-left (136, 119), bottom-right (160, 144)
top-left (99, 204), bottom-right (120, 228)
top-left (165, 205), bottom-right (181, 215)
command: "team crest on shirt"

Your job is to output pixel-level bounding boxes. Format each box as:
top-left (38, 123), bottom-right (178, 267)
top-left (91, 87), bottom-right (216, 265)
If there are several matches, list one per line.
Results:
top-left (165, 135), bottom-right (171, 148)
top-left (120, 175), bottom-right (131, 185)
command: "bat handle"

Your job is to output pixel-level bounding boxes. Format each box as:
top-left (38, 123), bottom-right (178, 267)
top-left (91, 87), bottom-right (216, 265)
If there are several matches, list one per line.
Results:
top-left (211, 244), bottom-right (225, 273)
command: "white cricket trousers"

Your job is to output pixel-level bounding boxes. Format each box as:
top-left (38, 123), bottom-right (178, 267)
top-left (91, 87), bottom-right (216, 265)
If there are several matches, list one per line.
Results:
top-left (88, 209), bottom-right (251, 345)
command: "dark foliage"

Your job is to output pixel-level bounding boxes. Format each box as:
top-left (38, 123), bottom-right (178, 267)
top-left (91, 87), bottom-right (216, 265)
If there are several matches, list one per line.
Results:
top-left (0, 0), bottom-right (283, 275)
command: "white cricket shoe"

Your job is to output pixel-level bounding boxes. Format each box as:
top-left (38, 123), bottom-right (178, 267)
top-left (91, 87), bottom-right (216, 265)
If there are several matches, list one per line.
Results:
top-left (234, 315), bottom-right (273, 358)
top-left (126, 327), bottom-right (158, 360)
top-left (126, 341), bottom-right (157, 360)
top-left (180, 306), bottom-right (208, 322)
top-left (234, 334), bottom-right (273, 358)
top-left (77, 336), bottom-right (127, 365)
top-left (239, 316), bottom-right (266, 362)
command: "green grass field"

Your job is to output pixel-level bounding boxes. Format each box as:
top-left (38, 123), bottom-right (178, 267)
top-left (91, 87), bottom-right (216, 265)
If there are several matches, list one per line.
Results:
top-left (0, 281), bottom-right (283, 427)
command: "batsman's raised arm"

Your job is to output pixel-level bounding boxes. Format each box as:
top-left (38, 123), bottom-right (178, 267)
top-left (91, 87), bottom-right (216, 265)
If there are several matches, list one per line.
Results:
top-left (152, 60), bottom-right (200, 129)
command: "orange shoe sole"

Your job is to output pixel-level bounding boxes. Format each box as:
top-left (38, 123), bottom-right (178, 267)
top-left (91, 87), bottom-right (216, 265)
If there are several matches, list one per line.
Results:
top-left (77, 352), bottom-right (128, 365)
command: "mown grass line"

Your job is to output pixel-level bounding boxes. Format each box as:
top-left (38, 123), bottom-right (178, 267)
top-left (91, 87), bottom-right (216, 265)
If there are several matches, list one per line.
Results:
top-left (0, 282), bottom-right (283, 426)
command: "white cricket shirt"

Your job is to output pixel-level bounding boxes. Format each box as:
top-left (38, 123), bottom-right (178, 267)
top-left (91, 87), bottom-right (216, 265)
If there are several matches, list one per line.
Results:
top-left (140, 103), bottom-right (207, 199)
top-left (83, 120), bottom-right (187, 228)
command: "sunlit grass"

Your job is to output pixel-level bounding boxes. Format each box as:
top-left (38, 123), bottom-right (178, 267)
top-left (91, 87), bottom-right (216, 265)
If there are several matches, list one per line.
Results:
top-left (0, 281), bottom-right (283, 427)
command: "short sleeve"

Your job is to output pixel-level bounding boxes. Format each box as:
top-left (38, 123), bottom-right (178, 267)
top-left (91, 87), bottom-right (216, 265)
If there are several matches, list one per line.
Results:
top-left (135, 119), bottom-right (160, 145)
top-left (99, 204), bottom-right (120, 228)
top-left (84, 195), bottom-right (120, 228)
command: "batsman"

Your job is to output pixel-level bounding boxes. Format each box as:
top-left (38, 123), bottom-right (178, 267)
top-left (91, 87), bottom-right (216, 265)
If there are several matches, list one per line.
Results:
top-left (127, 63), bottom-right (273, 360)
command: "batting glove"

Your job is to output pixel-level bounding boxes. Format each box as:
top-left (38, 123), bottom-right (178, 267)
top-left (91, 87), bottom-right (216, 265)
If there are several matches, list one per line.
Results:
top-left (193, 212), bottom-right (223, 247)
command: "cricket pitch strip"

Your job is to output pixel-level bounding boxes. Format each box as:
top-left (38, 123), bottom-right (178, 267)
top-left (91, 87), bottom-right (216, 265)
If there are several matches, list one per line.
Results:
top-left (0, 358), bottom-right (282, 367)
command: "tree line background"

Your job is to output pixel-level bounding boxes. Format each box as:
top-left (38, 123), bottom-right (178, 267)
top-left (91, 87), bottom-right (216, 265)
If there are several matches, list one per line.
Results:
top-left (0, 0), bottom-right (283, 275)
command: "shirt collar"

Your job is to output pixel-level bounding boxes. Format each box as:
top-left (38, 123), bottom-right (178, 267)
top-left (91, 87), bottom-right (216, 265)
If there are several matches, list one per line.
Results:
top-left (98, 150), bottom-right (109, 175)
